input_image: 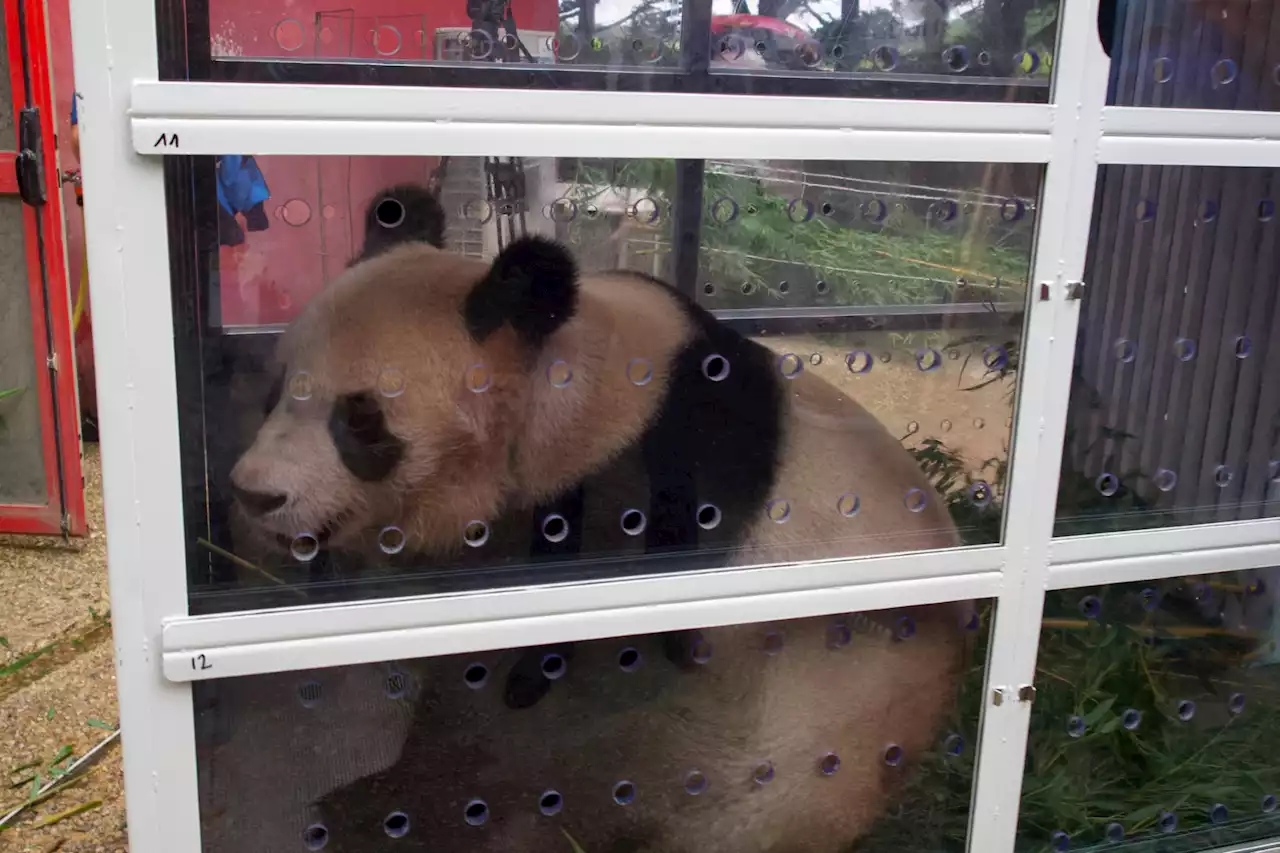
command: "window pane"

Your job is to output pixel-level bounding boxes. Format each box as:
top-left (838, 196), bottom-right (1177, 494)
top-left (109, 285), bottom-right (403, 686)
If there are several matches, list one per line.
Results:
top-left (1107, 0), bottom-right (1280, 110)
top-left (195, 602), bottom-right (990, 852)
top-left (0, 196), bottom-right (47, 506)
top-left (169, 155), bottom-right (1035, 612)
top-left (1017, 568), bottom-right (1280, 851)
top-left (1056, 165), bottom-right (1280, 536)
top-left (181, 0), bottom-right (1059, 100)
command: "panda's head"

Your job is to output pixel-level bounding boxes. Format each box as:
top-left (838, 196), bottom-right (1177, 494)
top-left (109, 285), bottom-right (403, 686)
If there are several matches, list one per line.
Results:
top-left (229, 227), bottom-right (581, 558)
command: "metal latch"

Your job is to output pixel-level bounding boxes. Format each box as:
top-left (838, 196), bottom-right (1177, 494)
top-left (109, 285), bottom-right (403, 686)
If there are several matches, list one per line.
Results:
top-left (1065, 280), bottom-right (1086, 301)
top-left (15, 107), bottom-right (46, 207)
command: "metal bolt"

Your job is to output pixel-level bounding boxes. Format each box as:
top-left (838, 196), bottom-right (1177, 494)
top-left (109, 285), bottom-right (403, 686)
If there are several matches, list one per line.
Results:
top-left (1065, 280), bottom-right (1086, 300)
top-left (1018, 684), bottom-right (1037, 703)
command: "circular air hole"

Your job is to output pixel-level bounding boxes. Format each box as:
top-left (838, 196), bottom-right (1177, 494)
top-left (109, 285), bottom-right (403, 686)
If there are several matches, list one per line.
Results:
top-left (982, 345), bottom-right (1008, 371)
top-left (291, 533), bottom-right (320, 562)
top-left (943, 45), bottom-right (970, 72)
top-left (1153, 56), bottom-right (1174, 83)
top-left (1122, 708), bottom-right (1142, 730)
top-left (755, 39), bottom-right (768, 55)
top-left (1229, 692), bottom-right (1246, 715)
top-left (787, 198), bottom-right (815, 223)
top-left (1135, 199), bottom-right (1157, 222)
top-left (464, 799), bottom-right (489, 826)
top-left (465, 363), bottom-right (492, 393)
top-left (541, 653), bottom-right (567, 681)
top-left (837, 492), bottom-right (861, 517)
top-left (703, 282), bottom-right (715, 296)
top-left (538, 790), bottom-right (563, 817)
top-left (778, 353), bottom-right (804, 379)
top-left (547, 360), bottom-right (573, 388)
top-left (845, 350), bottom-right (873, 374)
top-left (612, 781), bottom-right (636, 805)
top-left (740, 281), bottom-right (755, 296)
top-left (871, 45), bottom-right (898, 71)
top-left (691, 635), bottom-right (713, 664)
top-left (378, 526), bottom-right (406, 556)
top-left (701, 354), bottom-right (730, 382)
top-left (298, 680), bottom-right (323, 708)
top-left (820, 201), bottom-right (835, 217)
top-left (1209, 803), bottom-right (1229, 824)
top-left (894, 616), bottom-right (916, 640)
top-left (862, 198), bottom-right (888, 223)
top-left (906, 420), bottom-right (920, 436)
top-left (1154, 468), bottom-right (1177, 492)
top-left (617, 646), bottom-right (642, 672)
top-left (1214, 465), bottom-right (1234, 488)
top-left (542, 514), bottom-right (569, 544)
top-left (549, 197), bottom-right (577, 223)
top-left (766, 498), bottom-right (791, 524)
top-left (550, 32), bottom-right (581, 61)
top-left (1051, 831), bottom-right (1070, 852)
top-left (827, 621), bottom-right (852, 648)
top-left (1159, 811), bottom-right (1178, 833)
top-left (931, 199), bottom-right (959, 221)
top-left (684, 770), bottom-right (708, 795)
top-left (620, 508), bottom-right (647, 537)
top-left (1174, 337), bottom-right (1197, 362)
top-left (1079, 595), bottom-right (1102, 619)
top-left (375, 197), bottom-right (406, 229)
top-left (753, 761), bottom-right (775, 784)
top-left (1001, 199), bottom-right (1026, 222)
top-left (384, 811), bottom-right (410, 839)
top-left (969, 481), bottom-right (993, 508)
top-left (1260, 199), bottom-right (1277, 221)
top-left (280, 198), bottom-right (312, 227)
top-left (1105, 822), bottom-right (1125, 843)
top-left (1140, 587), bottom-right (1160, 611)
top-left (809, 352), bottom-right (821, 366)
top-left (288, 370), bottom-right (314, 401)
top-left (377, 366), bottom-right (406, 398)
top-left (978, 50), bottom-right (992, 66)
top-left (1095, 473), bottom-right (1119, 497)
top-left (1211, 58), bottom-right (1239, 86)
top-left (915, 348), bottom-right (942, 372)
top-left (696, 503), bottom-right (721, 530)
top-left (819, 752), bottom-right (841, 775)
top-left (1234, 335), bottom-right (1252, 358)
top-left (1263, 794), bottom-right (1277, 813)
top-left (1198, 199), bottom-right (1219, 222)
top-left (944, 733), bottom-right (965, 756)
top-left (762, 631), bottom-right (784, 655)
top-left (1016, 49), bottom-right (1041, 73)
top-left (463, 198), bottom-right (493, 224)
top-left (464, 662), bottom-right (489, 689)
top-left (303, 823), bottom-right (329, 851)
top-left (796, 40), bottom-right (822, 66)
top-left (1176, 699), bottom-right (1196, 721)
top-left (463, 520), bottom-right (490, 549)
top-left (1066, 715), bottom-right (1086, 737)
top-left (272, 17), bottom-right (306, 51)
top-left (777, 280), bottom-right (791, 295)
top-left (385, 670), bottom-right (408, 700)
top-left (815, 279), bottom-right (830, 295)
top-left (904, 488), bottom-right (927, 513)
top-left (883, 744), bottom-right (903, 767)
top-left (710, 197), bottom-right (739, 224)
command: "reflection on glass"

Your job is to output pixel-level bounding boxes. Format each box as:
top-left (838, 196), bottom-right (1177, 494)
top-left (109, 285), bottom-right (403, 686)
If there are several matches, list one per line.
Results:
top-left (1108, 0), bottom-right (1280, 111)
top-left (176, 155), bottom-right (1034, 611)
top-left (1056, 165), bottom-right (1280, 535)
top-left (1018, 569), bottom-right (1280, 852)
top-left (195, 603), bottom-right (989, 853)
top-left (197, 0), bottom-right (1058, 97)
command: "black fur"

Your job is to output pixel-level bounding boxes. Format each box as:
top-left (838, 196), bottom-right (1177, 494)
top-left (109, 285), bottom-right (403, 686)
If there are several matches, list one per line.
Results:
top-left (328, 391), bottom-right (406, 482)
top-left (464, 237), bottom-right (579, 347)
top-left (352, 184), bottom-right (447, 264)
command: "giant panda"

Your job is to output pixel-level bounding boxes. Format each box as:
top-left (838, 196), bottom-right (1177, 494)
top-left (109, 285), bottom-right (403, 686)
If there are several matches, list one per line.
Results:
top-left (209, 186), bottom-right (971, 853)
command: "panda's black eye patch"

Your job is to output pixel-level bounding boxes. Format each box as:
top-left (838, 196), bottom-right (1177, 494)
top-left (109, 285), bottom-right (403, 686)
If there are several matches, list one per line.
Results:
top-left (328, 391), bottom-right (405, 482)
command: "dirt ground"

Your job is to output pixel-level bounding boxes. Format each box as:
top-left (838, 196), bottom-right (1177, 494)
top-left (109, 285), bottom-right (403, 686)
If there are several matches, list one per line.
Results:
top-left (0, 333), bottom-right (1014, 853)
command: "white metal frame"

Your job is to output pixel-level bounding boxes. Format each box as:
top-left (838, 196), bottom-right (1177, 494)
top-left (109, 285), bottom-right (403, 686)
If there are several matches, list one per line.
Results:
top-left (67, 0), bottom-right (1280, 848)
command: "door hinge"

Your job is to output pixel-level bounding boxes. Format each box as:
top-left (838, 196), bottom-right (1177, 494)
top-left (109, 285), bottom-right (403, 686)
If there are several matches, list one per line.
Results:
top-left (46, 351), bottom-right (58, 373)
top-left (15, 107), bottom-right (47, 207)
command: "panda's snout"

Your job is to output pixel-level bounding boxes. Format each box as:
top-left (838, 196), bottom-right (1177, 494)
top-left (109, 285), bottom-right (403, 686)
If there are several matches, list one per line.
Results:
top-left (232, 484), bottom-right (288, 517)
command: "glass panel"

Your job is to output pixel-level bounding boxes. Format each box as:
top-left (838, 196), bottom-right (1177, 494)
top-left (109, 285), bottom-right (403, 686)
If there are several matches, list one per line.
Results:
top-left (174, 154), bottom-right (1035, 612)
top-left (1056, 165), bottom-right (1280, 536)
top-left (195, 602), bottom-right (990, 853)
top-left (191, 0), bottom-right (1059, 100)
top-left (1016, 568), bottom-right (1280, 852)
top-left (1107, 0), bottom-right (1280, 111)
top-left (0, 197), bottom-right (47, 505)
top-left (0, 2), bottom-right (13, 143)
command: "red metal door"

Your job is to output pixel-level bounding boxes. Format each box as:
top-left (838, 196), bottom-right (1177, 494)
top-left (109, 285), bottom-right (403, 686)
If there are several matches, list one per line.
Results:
top-left (0, 0), bottom-right (84, 535)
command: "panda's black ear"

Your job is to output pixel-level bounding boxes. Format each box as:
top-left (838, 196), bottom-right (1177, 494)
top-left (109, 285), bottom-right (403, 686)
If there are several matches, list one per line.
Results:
top-left (464, 237), bottom-right (579, 347)
top-left (352, 184), bottom-right (446, 265)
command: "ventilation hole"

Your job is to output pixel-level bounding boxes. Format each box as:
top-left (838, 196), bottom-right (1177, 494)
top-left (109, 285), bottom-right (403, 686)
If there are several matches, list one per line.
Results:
top-left (762, 632), bottom-right (785, 655)
top-left (617, 646), bottom-right (642, 672)
top-left (1263, 794), bottom-right (1277, 813)
top-left (931, 199), bottom-right (959, 221)
top-left (463, 521), bottom-right (490, 548)
top-left (1177, 699), bottom-right (1196, 721)
top-left (1153, 468), bottom-right (1177, 492)
top-left (915, 348), bottom-right (942, 372)
top-left (766, 498), bottom-right (791, 524)
top-left (280, 198), bottom-right (312, 227)
top-left (1198, 199), bottom-right (1220, 222)
top-left (820, 201), bottom-right (835, 216)
top-left (740, 281), bottom-right (755, 296)
top-left (777, 280), bottom-right (791, 295)
top-left (584, 203), bottom-right (600, 219)
top-left (753, 761), bottom-right (775, 784)
top-left (1140, 587), bottom-right (1160, 611)
top-left (1233, 335), bottom-right (1252, 359)
top-left (815, 279), bottom-right (830, 295)
top-left (288, 370), bottom-right (314, 401)
top-left (1211, 58), bottom-right (1238, 86)
top-left (384, 812), bottom-right (410, 839)
top-left (1260, 199), bottom-right (1277, 221)
top-left (612, 781), bottom-right (636, 805)
top-left (969, 481), bottom-right (992, 508)
top-left (542, 514), bottom-right (569, 544)
top-left (1121, 708), bottom-right (1142, 730)
top-left (787, 198), bottom-right (815, 223)
top-left (377, 526), bottom-right (406, 556)
top-left (1050, 831), bottom-right (1070, 852)
top-left (944, 733), bottom-right (965, 756)
top-left (1174, 337), bottom-right (1197, 361)
top-left (905, 420), bottom-right (920, 436)
top-left (1135, 199), bottom-right (1157, 221)
top-left (541, 653), bottom-right (567, 680)
top-left (809, 352), bottom-right (822, 366)
top-left (845, 350), bottom-right (874, 374)
top-left (620, 508), bottom-right (647, 536)
top-left (778, 353), bottom-right (804, 379)
top-left (684, 770), bottom-right (708, 795)
top-left (303, 823), bottom-right (329, 851)
top-left (826, 621), bottom-right (852, 648)
top-left (547, 360), bottom-right (573, 388)
top-left (832, 44), bottom-right (845, 59)
top-left (862, 198), bottom-right (888, 222)
top-left (943, 45), bottom-right (969, 72)
top-left (375, 197), bottom-right (406, 229)
top-left (1229, 692), bottom-right (1246, 715)
top-left (290, 533), bottom-right (320, 562)
top-left (691, 635), bottom-right (713, 664)
top-left (871, 44), bottom-right (898, 70)
top-left (710, 197), bottom-right (739, 223)
top-left (549, 197), bottom-right (577, 223)
top-left (894, 616), bottom-right (916, 640)
top-left (819, 752), bottom-right (841, 775)
top-left (1105, 822), bottom-right (1125, 843)
top-left (385, 671), bottom-right (408, 700)
top-left (904, 488), bottom-right (927, 513)
top-left (464, 799), bottom-right (489, 826)
top-left (1016, 49), bottom-right (1041, 73)
top-left (298, 680), bottom-right (323, 708)
top-left (837, 492), bottom-right (861, 517)
top-left (696, 503), bottom-right (721, 530)
top-left (702, 282), bottom-right (716, 296)
top-left (464, 662), bottom-right (489, 689)
top-left (1079, 595), bottom-right (1102, 619)
top-left (377, 367), bottom-right (406, 398)
top-left (982, 345), bottom-right (1008, 371)
top-left (273, 17), bottom-right (306, 51)
top-left (539, 790), bottom-right (563, 816)
top-left (1159, 811), bottom-right (1178, 833)
top-left (755, 39), bottom-right (768, 55)
top-left (701, 354), bottom-right (730, 382)
top-left (1001, 199), bottom-right (1026, 222)
top-left (978, 49), bottom-right (992, 65)
top-left (1095, 473), bottom-right (1119, 497)
top-left (883, 744), bottom-right (903, 767)
top-left (463, 198), bottom-right (494, 224)
top-left (1153, 56), bottom-right (1174, 83)
top-left (1214, 465), bottom-right (1234, 488)
top-left (1066, 715), bottom-right (1085, 737)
